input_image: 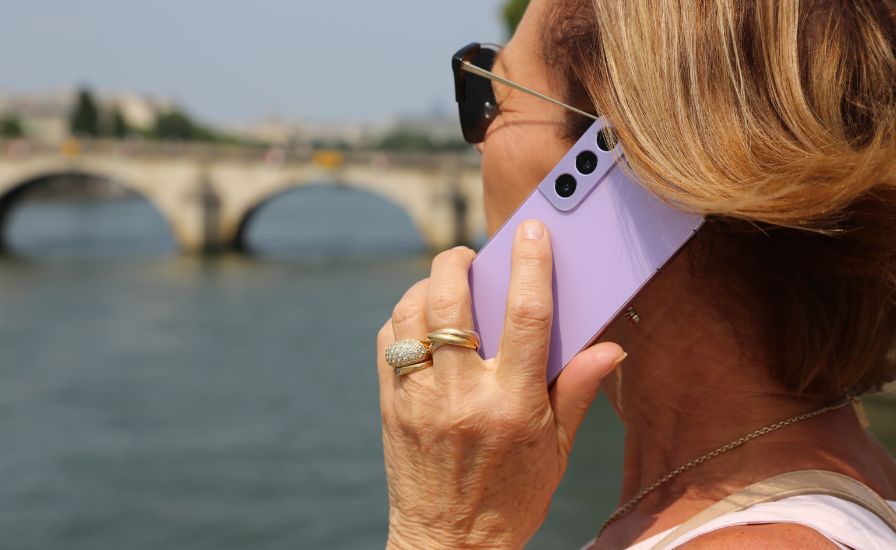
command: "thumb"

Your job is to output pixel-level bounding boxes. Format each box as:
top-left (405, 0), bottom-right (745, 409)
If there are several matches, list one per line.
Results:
top-left (550, 342), bottom-right (626, 454)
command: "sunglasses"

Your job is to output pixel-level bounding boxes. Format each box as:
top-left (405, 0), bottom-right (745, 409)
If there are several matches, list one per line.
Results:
top-left (451, 42), bottom-right (600, 144)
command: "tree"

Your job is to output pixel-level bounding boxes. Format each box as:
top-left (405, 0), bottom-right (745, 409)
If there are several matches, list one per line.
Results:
top-left (109, 108), bottom-right (129, 138)
top-left (502, 0), bottom-right (530, 37)
top-left (70, 87), bottom-right (100, 136)
top-left (378, 130), bottom-right (435, 152)
top-left (0, 114), bottom-right (24, 138)
top-left (377, 129), bottom-right (468, 152)
top-left (153, 109), bottom-right (201, 140)
top-left (151, 108), bottom-right (231, 142)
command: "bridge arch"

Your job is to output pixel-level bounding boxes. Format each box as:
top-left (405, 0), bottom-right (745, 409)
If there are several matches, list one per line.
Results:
top-left (0, 150), bottom-right (484, 254)
top-left (231, 179), bottom-right (428, 253)
top-left (0, 165), bottom-right (176, 252)
top-left (224, 166), bottom-right (473, 253)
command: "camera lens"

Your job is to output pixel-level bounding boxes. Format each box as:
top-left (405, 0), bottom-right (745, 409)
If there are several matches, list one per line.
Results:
top-left (554, 174), bottom-right (577, 198)
top-left (596, 129), bottom-right (615, 151)
top-left (575, 150), bottom-right (598, 175)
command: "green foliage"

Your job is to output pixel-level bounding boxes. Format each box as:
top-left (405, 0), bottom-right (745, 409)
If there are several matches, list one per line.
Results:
top-left (70, 87), bottom-right (100, 136)
top-left (377, 130), bottom-right (468, 152)
top-left (150, 108), bottom-right (237, 143)
top-left (502, 0), bottom-right (530, 37)
top-left (152, 109), bottom-right (199, 140)
top-left (66, 86), bottom-right (240, 143)
top-left (379, 131), bottom-right (435, 151)
top-left (0, 113), bottom-right (24, 138)
top-left (865, 396), bottom-right (896, 455)
top-left (109, 108), bottom-right (130, 138)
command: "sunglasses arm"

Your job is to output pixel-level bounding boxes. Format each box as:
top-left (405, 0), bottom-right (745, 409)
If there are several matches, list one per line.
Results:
top-left (461, 61), bottom-right (598, 121)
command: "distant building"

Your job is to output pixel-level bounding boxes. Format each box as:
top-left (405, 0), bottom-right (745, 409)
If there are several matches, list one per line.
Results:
top-left (382, 113), bottom-right (463, 144)
top-left (0, 87), bottom-right (469, 152)
top-left (238, 112), bottom-right (465, 151)
top-left (0, 89), bottom-right (174, 144)
top-left (108, 92), bottom-right (174, 131)
top-left (240, 118), bottom-right (383, 149)
top-left (0, 89), bottom-right (71, 144)
top-left (240, 117), bottom-right (304, 146)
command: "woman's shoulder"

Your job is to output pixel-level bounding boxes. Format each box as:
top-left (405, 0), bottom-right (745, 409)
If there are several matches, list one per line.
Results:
top-left (583, 522), bottom-right (840, 550)
top-left (677, 523), bottom-right (841, 549)
top-left (652, 494), bottom-right (896, 550)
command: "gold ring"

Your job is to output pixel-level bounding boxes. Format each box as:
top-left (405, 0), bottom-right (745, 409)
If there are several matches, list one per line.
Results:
top-left (394, 360), bottom-right (433, 376)
top-left (427, 328), bottom-right (481, 351)
top-left (385, 339), bottom-right (432, 369)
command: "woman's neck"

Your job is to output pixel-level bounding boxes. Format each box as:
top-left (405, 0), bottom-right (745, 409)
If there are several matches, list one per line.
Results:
top-left (595, 247), bottom-right (881, 547)
top-left (612, 290), bottom-right (820, 501)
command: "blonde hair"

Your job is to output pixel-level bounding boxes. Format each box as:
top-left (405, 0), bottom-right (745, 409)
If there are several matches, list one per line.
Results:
top-left (544, 0), bottom-right (896, 396)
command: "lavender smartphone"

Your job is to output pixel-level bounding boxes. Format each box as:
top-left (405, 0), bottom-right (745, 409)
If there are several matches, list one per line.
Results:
top-left (468, 119), bottom-right (704, 384)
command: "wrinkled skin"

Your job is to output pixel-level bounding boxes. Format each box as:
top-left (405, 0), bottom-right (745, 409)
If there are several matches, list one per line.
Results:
top-left (376, 1), bottom-right (626, 548)
top-left (377, 231), bottom-right (625, 549)
top-left (377, 0), bottom-right (896, 548)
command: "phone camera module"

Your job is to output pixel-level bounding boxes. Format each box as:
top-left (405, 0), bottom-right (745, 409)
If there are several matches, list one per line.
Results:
top-left (575, 150), bottom-right (598, 175)
top-left (596, 128), bottom-right (615, 152)
top-left (554, 174), bottom-right (577, 198)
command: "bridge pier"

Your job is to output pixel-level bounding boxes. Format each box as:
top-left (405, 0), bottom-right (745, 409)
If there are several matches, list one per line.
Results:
top-left (432, 170), bottom-right (486, 253)
top-left (449, 179), bottom-right (472, 250)
top-left (416, 182), bottom-right (474, 253)
top-left (196, 175), bottom-right (224, 254)
top-left (166, 174), bottom-right (225, 254)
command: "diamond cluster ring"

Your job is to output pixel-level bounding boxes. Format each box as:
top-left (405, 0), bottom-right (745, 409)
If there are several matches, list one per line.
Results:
top-left (385, 329), bottom-right (481, 376)
top-left (385, 339), bottom-right (432, 369)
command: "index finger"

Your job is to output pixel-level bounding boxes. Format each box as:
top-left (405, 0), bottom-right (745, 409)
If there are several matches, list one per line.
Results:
top-left (496, 220), bottom-right (553, 391)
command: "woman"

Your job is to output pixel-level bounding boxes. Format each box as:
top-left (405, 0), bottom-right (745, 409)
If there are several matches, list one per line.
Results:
top-left (376, 0), bottom-right (896, 548)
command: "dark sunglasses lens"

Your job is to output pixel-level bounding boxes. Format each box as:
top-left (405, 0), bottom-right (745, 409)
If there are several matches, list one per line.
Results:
top-left (456, 47), bottom-right (498, 144)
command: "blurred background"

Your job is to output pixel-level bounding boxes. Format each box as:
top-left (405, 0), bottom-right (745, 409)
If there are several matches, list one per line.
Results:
top-left (0, 1), bottom-right (893, 549)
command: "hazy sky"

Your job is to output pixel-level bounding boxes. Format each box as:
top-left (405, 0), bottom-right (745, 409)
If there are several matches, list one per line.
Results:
top-left (0, 1), bottom-right (506, 125)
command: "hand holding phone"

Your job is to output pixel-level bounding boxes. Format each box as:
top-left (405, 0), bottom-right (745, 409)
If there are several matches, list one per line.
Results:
top-left (469, 119), bottom-right (704, 384)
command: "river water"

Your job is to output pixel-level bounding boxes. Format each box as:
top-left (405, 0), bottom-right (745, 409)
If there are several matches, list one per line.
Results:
top-left (0, 187), bottom-right (625, 549)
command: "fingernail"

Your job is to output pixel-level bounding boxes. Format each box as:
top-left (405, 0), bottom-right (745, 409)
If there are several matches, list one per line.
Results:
top-left (613, 352), bottom-right (628, 367)
top-left (521, 220), bottom-right (544, 240)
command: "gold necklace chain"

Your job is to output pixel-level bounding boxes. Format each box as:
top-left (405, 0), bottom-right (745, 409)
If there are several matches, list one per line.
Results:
top-left (596, 396), bottom-right (855, 540)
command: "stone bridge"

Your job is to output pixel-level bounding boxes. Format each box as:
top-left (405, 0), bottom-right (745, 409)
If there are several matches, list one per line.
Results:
top-left (0, 140), bottom-right (485, 253)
